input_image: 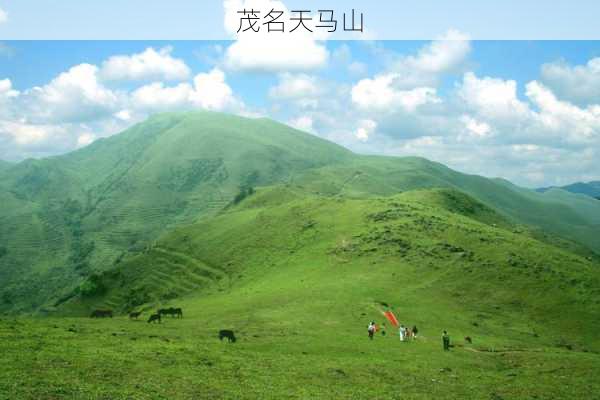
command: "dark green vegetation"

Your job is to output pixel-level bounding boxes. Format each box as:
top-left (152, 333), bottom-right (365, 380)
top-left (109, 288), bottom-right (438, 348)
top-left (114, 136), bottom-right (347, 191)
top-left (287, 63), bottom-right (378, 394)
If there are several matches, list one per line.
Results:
top-left (1, 111), bottom-right (600, 399)
top-left (538, 181), bottom-right (600, 199)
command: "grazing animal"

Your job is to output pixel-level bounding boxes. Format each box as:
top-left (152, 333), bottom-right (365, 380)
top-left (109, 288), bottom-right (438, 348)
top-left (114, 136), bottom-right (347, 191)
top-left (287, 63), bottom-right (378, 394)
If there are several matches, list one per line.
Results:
top-left (219, 330), bottom-right (237, 343)
top-left (147, 313), bottom-right (161, 324)
top-left (129, 311), bottom-right (142, 320)
top-left (158, 307), bottom-right (183, 318)
top-left (465, 336), bottom-right (473, 344)
top-left (90, 309), bottom-right (113, 318)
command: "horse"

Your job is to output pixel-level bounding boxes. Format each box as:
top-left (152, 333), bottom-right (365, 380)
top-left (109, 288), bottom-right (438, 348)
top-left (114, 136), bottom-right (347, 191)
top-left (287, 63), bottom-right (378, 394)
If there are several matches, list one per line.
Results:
top-left (129, 311), bottom-right (142, 320)
top-left (219, 330), bottom-right (237, 343)
top-left (147, 313), bottom-right (161, 324)
top-left (90, 309), bottom-right (113, 318)
top-left (158, 307), bottom-right (183, 318)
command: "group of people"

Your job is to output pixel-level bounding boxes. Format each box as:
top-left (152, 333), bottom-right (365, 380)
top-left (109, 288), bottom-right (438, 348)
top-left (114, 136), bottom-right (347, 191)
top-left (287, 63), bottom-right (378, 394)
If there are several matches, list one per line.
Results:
top-left (367, 321), bottom-right (451, 351)
top-left (367, 321), bottom-right (419, 341)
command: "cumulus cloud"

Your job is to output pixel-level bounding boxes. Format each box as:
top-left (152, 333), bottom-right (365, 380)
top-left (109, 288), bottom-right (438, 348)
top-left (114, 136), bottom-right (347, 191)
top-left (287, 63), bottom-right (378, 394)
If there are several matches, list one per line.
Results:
top-left (541, 58), bottom-right (600, 105)
top-left (458, 72), bottom-right (530, 121)
top-left (0, 79), bottom-right (19, 99)
top-left (131, 68), bottom-right (241, 113)
top-left (289, 115), bottom-right (314, 133)
top-left (388, 29), bottom-right (471, 88)
top-left (101, 47), bottom-right (190, 81)
top-left (223, 0), bottom-right (329, 71)
top-left (0, 7), bottom-right (7, 24)
top-left (355, 119), bottom-right (377, 142)
top-left (23, 63), bottom-right (120, 123)
top-left (352, 74), bottom-right (440, 112)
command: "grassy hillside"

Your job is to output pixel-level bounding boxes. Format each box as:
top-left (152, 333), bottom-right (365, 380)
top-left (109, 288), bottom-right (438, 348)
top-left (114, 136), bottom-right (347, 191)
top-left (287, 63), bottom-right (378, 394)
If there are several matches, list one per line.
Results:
top-left (1, 111), bottom-right (600, 315)
top-left (4, 186), bottom-right (599, 399)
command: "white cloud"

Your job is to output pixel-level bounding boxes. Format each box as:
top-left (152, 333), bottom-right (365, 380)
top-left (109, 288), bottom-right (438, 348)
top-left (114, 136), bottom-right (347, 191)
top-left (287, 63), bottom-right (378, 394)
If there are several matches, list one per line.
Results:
top-left (131, 68), bottom-right (240, 113)
top-left (222, 0), bottom-right (329, 72)
top-left (526, 80), bottom-right (600, 142)
top-left (355, 119), bottom-right (377, 142)
top-left (289, 116), bottom-right (314, 133)
top-left (388, 29), bottom-right (471, 88)
top-left (101, 47), bottom-right (190, 82)
top-left (352, 74), bottom-right (440, 112)
top-left (460, 115), bottom-right (491, 138)
top-left (24, 63), bottom-right (120, 123)
top-left (0, 79), bottom-right (19, 99)
top-left (458, 72), bottom-right (530, 121)
top-left (190, 69), bottom-right (238, 110)
top-left (269, 74), bottom-right (321, 100)
top-left (0, 7), bottom-right (7, 24)
top-left (0, 120), bottom-right (63, 146)
top-left (541, 58), bottom-right (600, 105)
top-left (77, 132), bottom-right (96, 147)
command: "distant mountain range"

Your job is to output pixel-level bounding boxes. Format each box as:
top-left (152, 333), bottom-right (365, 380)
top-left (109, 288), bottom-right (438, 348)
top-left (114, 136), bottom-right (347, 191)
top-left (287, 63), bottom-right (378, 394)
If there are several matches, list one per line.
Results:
top-left (537, 181), bottom-right (600, 200)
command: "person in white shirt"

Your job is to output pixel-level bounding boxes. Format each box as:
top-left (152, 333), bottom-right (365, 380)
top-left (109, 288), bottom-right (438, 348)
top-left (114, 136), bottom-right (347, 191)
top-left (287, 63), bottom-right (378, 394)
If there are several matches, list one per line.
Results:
top-left (399, 324), bottom-right (406, 341)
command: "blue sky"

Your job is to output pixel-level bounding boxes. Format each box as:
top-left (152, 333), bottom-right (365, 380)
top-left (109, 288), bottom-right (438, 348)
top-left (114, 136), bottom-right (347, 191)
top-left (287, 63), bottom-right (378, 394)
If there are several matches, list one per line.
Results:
top-left (1, 1), bottom-right (600, 188)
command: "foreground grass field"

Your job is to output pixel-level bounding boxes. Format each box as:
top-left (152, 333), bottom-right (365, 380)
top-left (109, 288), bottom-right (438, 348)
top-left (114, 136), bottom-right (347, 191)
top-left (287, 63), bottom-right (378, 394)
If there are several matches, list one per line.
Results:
top-left (2, 298), bottom-right (599, 399)
top-left (2, 187), bottom-right (599, 399)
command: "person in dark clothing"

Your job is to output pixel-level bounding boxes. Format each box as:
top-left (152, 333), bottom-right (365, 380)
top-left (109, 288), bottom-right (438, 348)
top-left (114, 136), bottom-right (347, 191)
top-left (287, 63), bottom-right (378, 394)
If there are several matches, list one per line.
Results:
top-left (412, 325), bottom-right (419, 339)
top-left (442, 330), bottom-right (450, 351)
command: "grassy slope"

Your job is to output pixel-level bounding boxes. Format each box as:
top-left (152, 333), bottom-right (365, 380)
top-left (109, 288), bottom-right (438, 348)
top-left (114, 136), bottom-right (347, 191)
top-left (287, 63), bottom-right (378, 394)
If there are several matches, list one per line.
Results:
top-left (5, 187), bottom-right (599, 399)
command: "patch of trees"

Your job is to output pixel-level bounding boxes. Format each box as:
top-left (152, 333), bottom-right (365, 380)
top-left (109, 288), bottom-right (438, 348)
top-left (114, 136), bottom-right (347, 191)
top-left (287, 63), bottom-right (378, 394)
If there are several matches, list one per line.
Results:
top-left (78, 272), bottom-right (108, 298)
top-left (232, 185), bottom-right (255, 205)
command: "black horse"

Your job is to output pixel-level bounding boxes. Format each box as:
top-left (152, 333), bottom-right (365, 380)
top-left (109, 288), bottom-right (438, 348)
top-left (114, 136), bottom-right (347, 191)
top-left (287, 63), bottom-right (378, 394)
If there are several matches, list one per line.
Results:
top-left (158, 307), bottom-right (183, 318)
top-left (147, 313), bottom-right (161, 324)
top-left (90, 309), bottom-right (113, 318)
top-left (219, 330), bottom-right (237, 343)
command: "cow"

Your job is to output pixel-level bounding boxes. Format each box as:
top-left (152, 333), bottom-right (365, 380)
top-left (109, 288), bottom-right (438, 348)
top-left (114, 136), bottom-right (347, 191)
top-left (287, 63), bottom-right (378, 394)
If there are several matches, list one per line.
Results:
top-left (90, 309), bottom-right (113, 318)
top-left (219, 330), bottom-right (237, 343)
top-left (147, 313), bottom-right (161, 324)
top-left (129, 311), bottom-right (142, 320)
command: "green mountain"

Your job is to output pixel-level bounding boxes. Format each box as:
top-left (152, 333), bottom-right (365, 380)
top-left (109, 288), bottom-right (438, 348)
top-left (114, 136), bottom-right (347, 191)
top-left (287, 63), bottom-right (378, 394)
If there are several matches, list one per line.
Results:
top-left (538, 181), bottom-right (600, 199)
top-left (1, 111), bottom-right (600, 314)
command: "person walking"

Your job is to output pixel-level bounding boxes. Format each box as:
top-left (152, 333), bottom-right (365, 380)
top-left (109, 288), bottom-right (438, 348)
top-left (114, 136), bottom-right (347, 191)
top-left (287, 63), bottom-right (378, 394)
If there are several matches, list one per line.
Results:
top-left (442, 330), bottom-right (450, 351)
top-left (368, 321), bottom-right (376, 340)
top-left (412, 325), bottom-right (419, 339)
top-left (399, 324), bottom-right (406, 341)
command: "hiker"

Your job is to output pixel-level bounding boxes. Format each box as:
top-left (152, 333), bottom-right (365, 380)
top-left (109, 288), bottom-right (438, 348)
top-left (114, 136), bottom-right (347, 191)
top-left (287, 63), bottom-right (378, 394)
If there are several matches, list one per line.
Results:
top-left (368, 321), bottom-right (376, 340)
top-left (412, 325), bottom-right (419, 339)
top-left (399, 324), bottom-right (406, 341)
top-left (442, 330), bottom-right (450, 351)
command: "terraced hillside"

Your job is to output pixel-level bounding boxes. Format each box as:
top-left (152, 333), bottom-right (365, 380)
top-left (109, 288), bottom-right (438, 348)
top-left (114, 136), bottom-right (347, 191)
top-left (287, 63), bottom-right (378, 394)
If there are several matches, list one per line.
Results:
top-left (1, 111), bottom-right (600, 314)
